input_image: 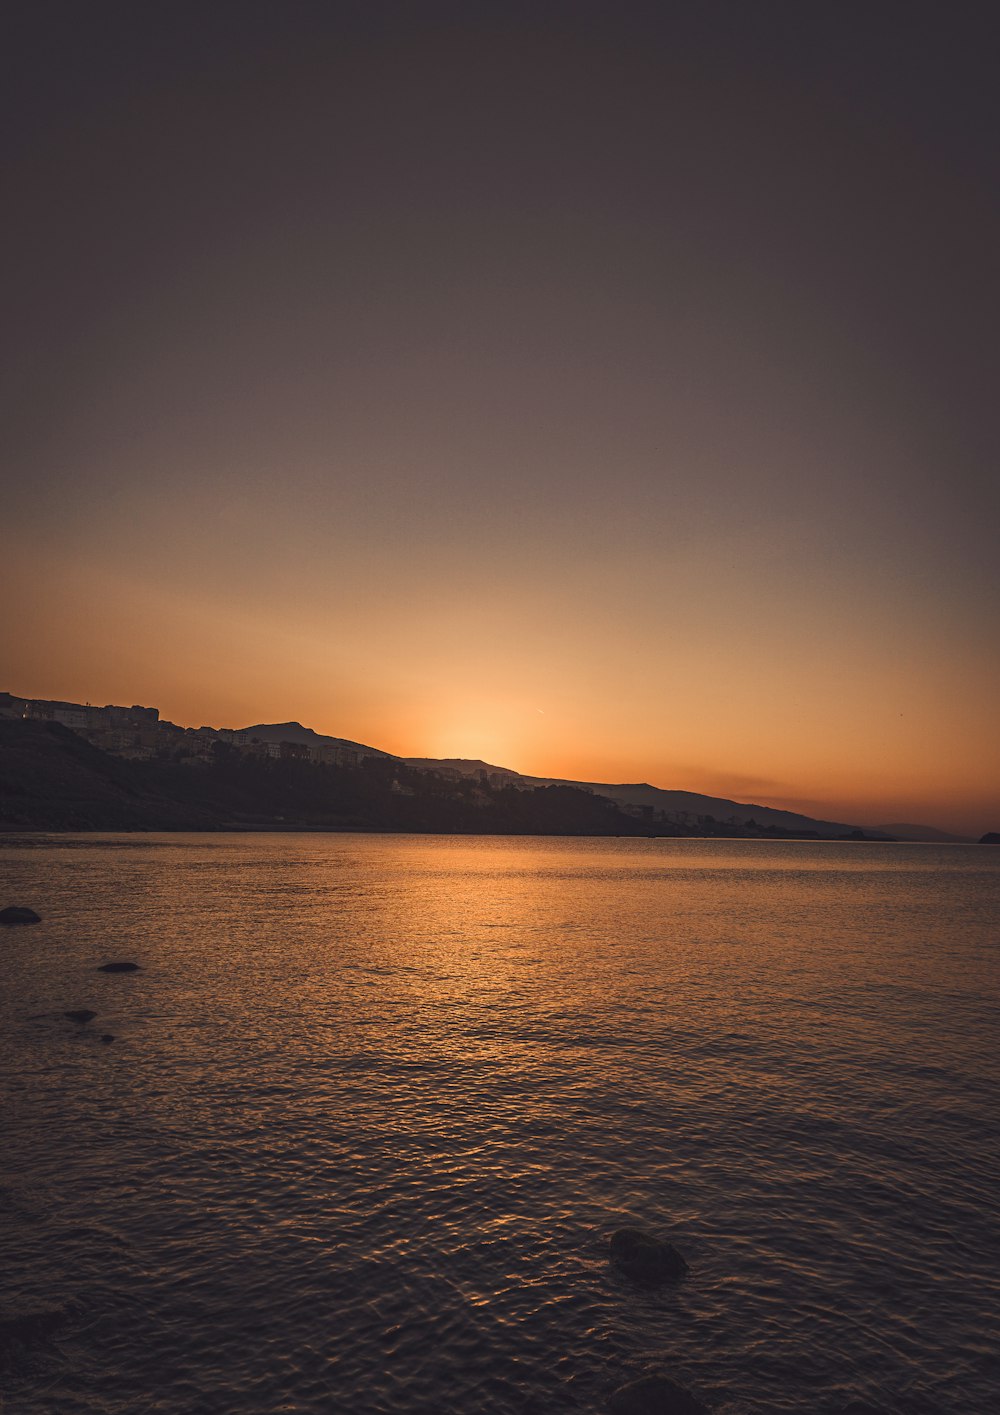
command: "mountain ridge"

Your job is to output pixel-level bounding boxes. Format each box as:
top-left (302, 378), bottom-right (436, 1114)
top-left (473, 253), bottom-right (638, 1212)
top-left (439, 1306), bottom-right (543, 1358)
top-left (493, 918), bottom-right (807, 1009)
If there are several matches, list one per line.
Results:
top-left (403, 757), bottom-right (886, 839)
top-left (873, 822), bottom-right (974, 844)
top-left (235, 721), bottom-right (391, 758)
top-left (1, 693), bottom-right (974, 839)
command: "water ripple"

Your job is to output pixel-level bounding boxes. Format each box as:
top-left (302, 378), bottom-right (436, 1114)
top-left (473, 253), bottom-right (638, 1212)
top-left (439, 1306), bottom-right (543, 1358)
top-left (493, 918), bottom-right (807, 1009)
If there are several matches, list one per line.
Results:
top-left (1, 835), bottom-right (998, 1413)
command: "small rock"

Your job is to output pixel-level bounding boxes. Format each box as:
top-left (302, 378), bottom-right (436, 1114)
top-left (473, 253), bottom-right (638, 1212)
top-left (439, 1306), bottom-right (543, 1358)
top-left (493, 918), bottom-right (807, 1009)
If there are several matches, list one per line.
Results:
top-left (609, 1227), bottom-right (688, 1285)
top-left (100, 1034), bottom-right (115, 1045)
top-left (0, 906), bottom-right (41, 925)
top-left (64, 1009), bottom-right (97, 1025)
top-left (0, 1305), bottom-right (67, 1365)
top-left (609, 1374), bottom-right (710, 1415)
top-left (97, 962), bottom-right (142, 973)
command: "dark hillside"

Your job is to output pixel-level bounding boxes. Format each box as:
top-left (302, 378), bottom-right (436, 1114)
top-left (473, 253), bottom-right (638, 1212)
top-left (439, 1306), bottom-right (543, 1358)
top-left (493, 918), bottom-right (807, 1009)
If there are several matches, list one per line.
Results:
top-left (0, 723), bottom-right (654, 835)
top-left (0, 721), bottom-right (211, 829)
top-left (2, 722), bottom-right (890, 839)
top-left (137, 751), bottom-right (653, 835)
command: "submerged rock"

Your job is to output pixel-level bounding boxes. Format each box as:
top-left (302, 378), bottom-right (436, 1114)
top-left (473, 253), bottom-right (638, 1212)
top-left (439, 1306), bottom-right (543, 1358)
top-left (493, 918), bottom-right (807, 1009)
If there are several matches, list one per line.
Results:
top-left (0, 906), bottom-right (41, 925)
top-left (609, 1227), bottom-right (688, 1285)
top-left (101, 1034), bottom-right (115, 1044)
top-left (609, 1374), bottom-right (709, 1415)
top-left (0, 1306), bottom-right (67, 1367)
top-left (64, 1009), bottom-right (97, 1025)
top-left (97, 961), bottom-right (142, 973)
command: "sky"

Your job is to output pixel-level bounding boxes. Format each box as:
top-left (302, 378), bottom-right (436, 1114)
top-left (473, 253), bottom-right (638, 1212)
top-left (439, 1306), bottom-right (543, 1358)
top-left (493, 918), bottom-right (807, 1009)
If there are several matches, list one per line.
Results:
top-left (2, 1), bottom-right (998, 835)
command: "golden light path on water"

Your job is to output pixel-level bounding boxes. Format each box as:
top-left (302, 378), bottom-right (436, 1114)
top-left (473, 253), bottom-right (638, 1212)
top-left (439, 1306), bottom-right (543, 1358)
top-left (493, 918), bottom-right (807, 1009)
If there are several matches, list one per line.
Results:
top-left (2, 834), bottom-right (998, 1414)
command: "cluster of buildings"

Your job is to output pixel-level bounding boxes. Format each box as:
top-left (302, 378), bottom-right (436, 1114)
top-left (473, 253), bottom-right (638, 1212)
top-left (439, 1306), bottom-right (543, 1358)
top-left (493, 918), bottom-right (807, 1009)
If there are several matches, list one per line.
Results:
top-left (0, 694), bottom-right (371, 769)
top-left (430, 764), bottom-right (524, 791)
top-left (2, 695), bottom-right (165, 759)
top-left (214, 730), bottom-right (367, 769)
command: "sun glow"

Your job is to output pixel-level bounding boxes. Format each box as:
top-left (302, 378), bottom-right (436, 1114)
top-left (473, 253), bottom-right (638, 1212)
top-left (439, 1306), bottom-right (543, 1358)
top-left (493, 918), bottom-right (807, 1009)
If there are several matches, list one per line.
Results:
top-left (424, 713), bottom-right (531, 769)
top-left (428, 726), bottom-right (521, 767)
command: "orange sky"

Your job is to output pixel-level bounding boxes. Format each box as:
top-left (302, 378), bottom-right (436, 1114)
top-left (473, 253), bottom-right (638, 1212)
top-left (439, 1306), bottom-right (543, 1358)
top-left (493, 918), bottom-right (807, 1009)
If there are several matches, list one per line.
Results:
top-left (3, 6), bottom-right (998, 837)
top-left (5, 537), bottom-right (997, 836)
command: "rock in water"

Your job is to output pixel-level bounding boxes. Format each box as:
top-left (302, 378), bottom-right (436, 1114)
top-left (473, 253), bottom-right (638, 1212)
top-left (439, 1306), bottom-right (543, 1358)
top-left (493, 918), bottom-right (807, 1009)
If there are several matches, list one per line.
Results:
top-left (609, 1374), bottom-right (709, 1415)
top-left (101, 1034), bottom-right (115, 1045)
top-left (64, 1009), bottom-right (97, 1025)
top-left (0, 906), bottom-right (41, 925)
top-left (609, 1227), bottom-right (688, 1285)
top-left (0, 1305), bottom-right (67, 1366)
top-left (97, 961), bottom-right (142, 973)
top-left (978, 832), bottom-right (1000, 844)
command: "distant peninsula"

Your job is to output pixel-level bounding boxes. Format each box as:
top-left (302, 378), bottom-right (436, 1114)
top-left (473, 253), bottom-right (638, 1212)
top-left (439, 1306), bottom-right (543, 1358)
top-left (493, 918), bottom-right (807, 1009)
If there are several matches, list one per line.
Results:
top-left (0, 691), bottom-right (968, 840)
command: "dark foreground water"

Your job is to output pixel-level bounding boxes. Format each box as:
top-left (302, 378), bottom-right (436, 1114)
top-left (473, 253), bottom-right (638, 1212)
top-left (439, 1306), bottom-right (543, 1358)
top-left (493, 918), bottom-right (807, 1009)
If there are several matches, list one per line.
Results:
top-left (1, 835), bottom-right (998, 1414)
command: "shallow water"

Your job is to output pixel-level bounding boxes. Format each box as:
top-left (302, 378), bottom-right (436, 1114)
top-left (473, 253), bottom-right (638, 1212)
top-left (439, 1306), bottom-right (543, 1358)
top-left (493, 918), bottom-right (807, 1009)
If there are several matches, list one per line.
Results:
top-left (1, 834), bottom-right (998, 1414)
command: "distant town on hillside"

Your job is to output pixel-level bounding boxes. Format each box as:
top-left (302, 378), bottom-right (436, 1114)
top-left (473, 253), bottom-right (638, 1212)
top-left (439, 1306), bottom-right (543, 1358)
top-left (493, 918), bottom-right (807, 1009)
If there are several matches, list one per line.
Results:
top-left (0, 692), bottom-right (381, 769)
top-left (0, 691), bottom-right (987, 842)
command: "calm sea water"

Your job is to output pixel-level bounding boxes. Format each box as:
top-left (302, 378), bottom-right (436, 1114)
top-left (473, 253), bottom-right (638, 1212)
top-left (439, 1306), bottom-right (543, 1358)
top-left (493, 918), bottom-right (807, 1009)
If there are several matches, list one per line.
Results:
top-left (1, 834), bottom-right (998, 1414)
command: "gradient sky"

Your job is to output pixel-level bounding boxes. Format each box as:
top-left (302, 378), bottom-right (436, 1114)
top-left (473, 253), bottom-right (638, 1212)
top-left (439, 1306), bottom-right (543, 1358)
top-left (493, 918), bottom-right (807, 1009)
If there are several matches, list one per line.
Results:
top-left (3, 2), bottom-right (998, 834)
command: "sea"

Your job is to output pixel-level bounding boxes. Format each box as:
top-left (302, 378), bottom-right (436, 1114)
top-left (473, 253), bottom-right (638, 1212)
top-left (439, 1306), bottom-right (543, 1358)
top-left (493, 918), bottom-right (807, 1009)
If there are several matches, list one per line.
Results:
top-left (1, 834), bottom-right (998, 1415)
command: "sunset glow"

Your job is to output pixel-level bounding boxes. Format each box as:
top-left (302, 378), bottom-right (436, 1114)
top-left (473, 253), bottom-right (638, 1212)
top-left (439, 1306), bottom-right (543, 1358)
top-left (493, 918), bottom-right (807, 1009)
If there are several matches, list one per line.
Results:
top-left (3, 11), bottom-right (999, 1415)
top-left (2, 5), bottom-right (997, 837)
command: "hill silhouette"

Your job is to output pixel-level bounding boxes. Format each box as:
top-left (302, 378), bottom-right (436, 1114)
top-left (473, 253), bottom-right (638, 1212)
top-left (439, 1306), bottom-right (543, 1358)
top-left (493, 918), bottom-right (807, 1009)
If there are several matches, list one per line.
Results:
top-left (0, 721), bottom-right (652, 835)
top-left (0, 719), bottom-right (890, 839)
top-left (0, 721), bottom-right (211, 830)
top-left (875, 822), bottom-right (973, 844)
top-left (404, 757), bottom-right (885, 839)
top-left (235, 722), bottom-right (390, 757)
